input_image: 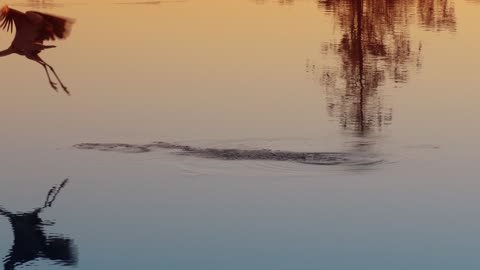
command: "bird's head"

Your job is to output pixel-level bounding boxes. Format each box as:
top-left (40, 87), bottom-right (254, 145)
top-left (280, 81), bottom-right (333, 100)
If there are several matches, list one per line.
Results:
top-left (0, 5), bottom-right (8, 15)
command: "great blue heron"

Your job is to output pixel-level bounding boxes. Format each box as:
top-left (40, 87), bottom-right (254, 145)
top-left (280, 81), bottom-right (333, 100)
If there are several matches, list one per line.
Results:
top-left (0, 5), bottom-right (75, 94)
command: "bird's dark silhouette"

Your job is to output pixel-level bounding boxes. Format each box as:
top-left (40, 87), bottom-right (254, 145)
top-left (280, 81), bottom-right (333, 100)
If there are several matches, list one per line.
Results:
top-left (0, 5), bottom-right (75, 94)
top-left (0, 179), bottom-right (77, 270)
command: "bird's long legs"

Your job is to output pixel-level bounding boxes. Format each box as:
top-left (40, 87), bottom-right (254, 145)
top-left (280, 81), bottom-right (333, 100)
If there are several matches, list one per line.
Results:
top-left (41, 64), bottom-right (58, 91)
top-left (0, 206), bottom-right (12, 217)
top-left (28, 54), bottom-right (70, 95)
top-left (43, 178), bottom-right (69, 208)
top-left (45, 64), bottom-right (69, 95)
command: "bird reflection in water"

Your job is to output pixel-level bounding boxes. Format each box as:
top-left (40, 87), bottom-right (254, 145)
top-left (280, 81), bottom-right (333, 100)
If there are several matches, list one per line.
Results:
top-left (0, 5), bottom-right (75, 94)
top-left (0, 179), bottom-right (77, 270)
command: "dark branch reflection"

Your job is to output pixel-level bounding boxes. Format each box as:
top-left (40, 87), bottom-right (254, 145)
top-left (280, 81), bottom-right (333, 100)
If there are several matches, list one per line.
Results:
top-left (308, 0), bottom-right (456, 137)
top-left (0, 179), bottom-right (77, 270)
top-left (18, 1), bottom-right (63, 9)
top-left (417, 0), bottom-right (456, 31)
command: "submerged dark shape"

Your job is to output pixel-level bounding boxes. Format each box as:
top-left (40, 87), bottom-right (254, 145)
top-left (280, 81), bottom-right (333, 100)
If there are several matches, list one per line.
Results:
top-left (74, 141), bottom-right (383, 166)
top-left (0, 179), bottom-right (77, 270)
top-left (0, 5), bottom-right (75, 94)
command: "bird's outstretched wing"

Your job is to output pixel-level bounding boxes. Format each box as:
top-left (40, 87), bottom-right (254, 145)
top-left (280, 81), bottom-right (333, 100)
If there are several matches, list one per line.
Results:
top-left (27, 11), bottom-right (75, 42)
top-left (0, 6), bottom-right (15, 33)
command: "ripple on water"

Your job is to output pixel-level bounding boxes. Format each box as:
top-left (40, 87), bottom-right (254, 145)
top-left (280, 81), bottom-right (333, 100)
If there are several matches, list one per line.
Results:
top-left (73, 140), bottom-right (385, 173)
top-left (74, 143), bottom-right (151, 153)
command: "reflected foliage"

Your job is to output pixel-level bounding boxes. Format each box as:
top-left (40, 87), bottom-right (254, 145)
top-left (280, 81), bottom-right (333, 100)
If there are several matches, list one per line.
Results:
top-left (417, 0), bottom-right (456, 31)
top-left (308, 0), bottom-right (456, 136)
top-left (115, 0), bottom-right (187, 4)
top-left (0, 179), bottom-right (77, 270)
top-left (253, 0), bottom-right (295, 5)
top-left (21, 1), bottom-right (62, 9)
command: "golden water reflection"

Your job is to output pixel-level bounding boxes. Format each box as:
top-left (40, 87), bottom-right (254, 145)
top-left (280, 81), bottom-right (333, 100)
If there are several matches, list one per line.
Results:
top-left (0, 0), bottom-right (470, 154)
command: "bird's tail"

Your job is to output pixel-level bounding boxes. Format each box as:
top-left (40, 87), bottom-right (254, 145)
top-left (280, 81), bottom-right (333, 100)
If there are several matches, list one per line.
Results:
top-left (43, 45), bottom-right (56, 49)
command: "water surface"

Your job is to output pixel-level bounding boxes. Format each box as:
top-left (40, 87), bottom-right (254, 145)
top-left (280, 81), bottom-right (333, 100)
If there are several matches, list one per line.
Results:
top-left (1, 0), bottom-right (480, 269)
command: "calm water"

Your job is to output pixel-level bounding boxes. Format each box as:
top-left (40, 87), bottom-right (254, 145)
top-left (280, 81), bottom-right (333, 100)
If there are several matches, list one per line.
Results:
top-left (1, 0), bottom-right (480, 269)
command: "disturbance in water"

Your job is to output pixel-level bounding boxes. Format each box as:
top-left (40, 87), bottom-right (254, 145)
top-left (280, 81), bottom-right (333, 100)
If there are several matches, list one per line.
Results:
top-left (73, 141), bottom-right (383, 166)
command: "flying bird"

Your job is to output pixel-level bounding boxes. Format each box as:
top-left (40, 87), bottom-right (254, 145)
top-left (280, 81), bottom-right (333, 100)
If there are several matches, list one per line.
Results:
top-left (0, 5), bottom-right (75, 94)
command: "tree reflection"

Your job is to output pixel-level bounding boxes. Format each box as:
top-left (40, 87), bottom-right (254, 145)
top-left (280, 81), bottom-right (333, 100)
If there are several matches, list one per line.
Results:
top-left (24, 0), bottom-right (61, 9)
top-left (0, 179), bottom-right (77, 270)
top-left (309, 0), bottom-right (456, 137)
top-left (253, 0), bottom-right (294, 5)
top-left (417, 0), bottom-right (456, 31)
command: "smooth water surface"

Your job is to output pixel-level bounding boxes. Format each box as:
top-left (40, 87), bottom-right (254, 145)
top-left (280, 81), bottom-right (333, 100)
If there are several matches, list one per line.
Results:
top-left (1, 0), bottom-right (480, 269)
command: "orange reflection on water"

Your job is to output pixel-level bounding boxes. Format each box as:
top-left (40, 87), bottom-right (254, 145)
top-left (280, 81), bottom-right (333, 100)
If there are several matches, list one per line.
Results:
top-left (0, 0), bottom-right (477, 149)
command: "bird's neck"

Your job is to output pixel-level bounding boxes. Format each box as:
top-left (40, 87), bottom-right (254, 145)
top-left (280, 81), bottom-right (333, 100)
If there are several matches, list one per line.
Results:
top-left (0, 48), bottom-right (13, 57)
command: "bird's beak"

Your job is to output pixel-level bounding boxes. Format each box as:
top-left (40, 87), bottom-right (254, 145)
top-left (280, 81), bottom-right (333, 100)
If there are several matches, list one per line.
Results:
top-left (1, 5), bottom-right (9, 15)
